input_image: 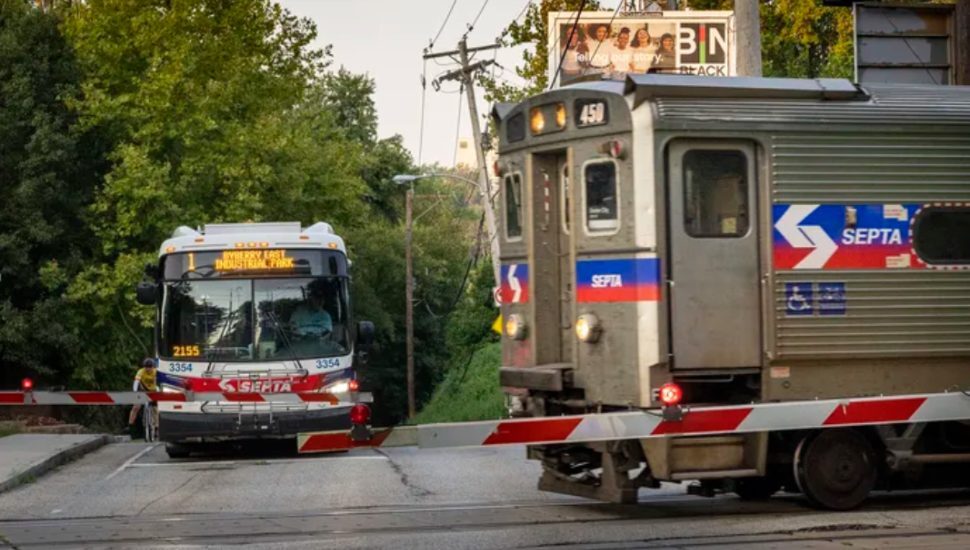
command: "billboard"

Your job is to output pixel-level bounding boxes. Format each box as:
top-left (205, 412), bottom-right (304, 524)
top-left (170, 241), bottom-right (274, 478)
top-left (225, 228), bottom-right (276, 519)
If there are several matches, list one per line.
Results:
top-left (548, 10), bottom-right (735, 88)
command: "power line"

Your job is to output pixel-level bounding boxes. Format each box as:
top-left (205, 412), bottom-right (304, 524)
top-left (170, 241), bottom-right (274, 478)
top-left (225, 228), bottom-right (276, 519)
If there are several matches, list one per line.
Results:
top-left (549, 0), bottom-right (587, 90)
top-left (580, 1), bottom-right (624, 78)
top-left (500, 0), bottom-right (534, 40)
top-left (418, 58), bottom-right (428, 165)
top-left (464, 0), bottom-right (491, 38)
top-left (429, 0), bottom-right (459, 50)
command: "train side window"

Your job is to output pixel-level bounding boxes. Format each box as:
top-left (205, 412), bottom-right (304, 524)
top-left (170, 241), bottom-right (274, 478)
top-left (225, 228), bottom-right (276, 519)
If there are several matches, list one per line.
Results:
top-left (913, 208), bottom-right (970, 264)
top-left (505, 173), bottom-right (523, 240)
top-left (682, 150), bottom-right (749, 238)
top-left (584, 161), bottom-right (618, 233)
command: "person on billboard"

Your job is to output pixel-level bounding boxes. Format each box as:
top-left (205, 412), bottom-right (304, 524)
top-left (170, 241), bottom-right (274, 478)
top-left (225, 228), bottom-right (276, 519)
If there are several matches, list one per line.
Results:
top-left (608, 27), bottom-right (634, 78)
top-left (652, 33), bottom-right (676, 71)
top-left (585, 23), bottom-right (612, 72)
top-left (630, 26), bottom-right (657, 73)
top-left (561, 26), bottom-right (586, 77)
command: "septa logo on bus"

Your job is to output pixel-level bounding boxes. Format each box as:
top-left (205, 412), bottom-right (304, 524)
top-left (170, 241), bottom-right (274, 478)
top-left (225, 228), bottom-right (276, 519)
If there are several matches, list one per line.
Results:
top-left (773, 204), bottom-right (920, 270)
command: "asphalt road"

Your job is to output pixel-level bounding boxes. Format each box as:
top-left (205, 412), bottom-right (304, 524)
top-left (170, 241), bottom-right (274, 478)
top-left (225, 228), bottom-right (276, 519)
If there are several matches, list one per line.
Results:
top-left (1, 441), bottom-right (970, 548)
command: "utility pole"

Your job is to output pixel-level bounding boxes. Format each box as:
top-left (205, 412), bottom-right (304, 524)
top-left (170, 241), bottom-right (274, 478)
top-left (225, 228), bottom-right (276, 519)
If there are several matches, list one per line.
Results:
top-left (424, 39), bottom-right (502, 288)
top-left (735, 0), bottom-right (762, 77)
top-left (404, 186), bottom-right (415, 419)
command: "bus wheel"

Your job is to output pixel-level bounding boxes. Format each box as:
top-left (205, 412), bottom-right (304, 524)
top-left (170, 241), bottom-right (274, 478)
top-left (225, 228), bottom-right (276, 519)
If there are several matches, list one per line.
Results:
top-left (794, 429), bottom-right (877, 510)
top-left (165, 442), bottom-right (191, 459)
top-left (734, 476), bottom-right (781, 500)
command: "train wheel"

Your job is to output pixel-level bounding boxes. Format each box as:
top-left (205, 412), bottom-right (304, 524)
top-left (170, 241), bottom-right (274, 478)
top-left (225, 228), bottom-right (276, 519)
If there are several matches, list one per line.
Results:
top-left (734, 476), bottom-right (781, 500)
top-left (794, 429), bottom-right (877, 510)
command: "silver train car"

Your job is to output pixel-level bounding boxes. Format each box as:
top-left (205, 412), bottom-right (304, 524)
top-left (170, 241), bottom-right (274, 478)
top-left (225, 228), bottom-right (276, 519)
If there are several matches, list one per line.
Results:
top-left (492, 75), bottom-right (970, 509)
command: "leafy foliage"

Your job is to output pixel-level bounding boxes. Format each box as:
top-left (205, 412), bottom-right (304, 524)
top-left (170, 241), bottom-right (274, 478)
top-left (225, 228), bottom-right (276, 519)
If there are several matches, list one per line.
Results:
top-left (413, 342), bottom-right (505, 425)
top-left (0, 1), bottom-right (106, 387)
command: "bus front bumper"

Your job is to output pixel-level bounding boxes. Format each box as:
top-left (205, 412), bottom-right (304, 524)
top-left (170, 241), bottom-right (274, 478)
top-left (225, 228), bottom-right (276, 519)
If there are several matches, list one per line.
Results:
top-left (159, 403), bottom-right (353, 442)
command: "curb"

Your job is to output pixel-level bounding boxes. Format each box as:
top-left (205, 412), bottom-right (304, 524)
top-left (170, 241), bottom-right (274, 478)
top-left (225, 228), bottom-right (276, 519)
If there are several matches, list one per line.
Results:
top-left (0, 435), bottom-right (114, 495)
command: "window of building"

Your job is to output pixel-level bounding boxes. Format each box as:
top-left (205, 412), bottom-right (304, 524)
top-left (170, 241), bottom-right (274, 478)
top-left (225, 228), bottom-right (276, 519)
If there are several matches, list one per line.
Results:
top-left (683, 150), bottom-right (749, 238)
top-left (504, 173), bottom-right (523, 240)
top-left (584, 161), bottom-right (618, 233)
top-left (913, 208), bottom-right (970, 264)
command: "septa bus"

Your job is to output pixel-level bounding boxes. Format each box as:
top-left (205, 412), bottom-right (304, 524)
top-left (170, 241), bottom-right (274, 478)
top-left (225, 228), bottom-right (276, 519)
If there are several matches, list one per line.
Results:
top-left (136, 222), bottom-right (373, 458)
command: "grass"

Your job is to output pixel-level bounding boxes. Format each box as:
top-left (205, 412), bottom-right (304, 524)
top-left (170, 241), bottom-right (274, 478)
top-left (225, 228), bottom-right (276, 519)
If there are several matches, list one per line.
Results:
top-left (0, 422), bottom-right (24, 439)
top-left (413, 342), bottom-right (507, 424)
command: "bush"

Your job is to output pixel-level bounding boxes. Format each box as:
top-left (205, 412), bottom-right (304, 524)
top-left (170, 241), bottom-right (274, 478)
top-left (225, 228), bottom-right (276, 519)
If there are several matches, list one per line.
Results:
top-left (413, 343), bottom-right (505, 424)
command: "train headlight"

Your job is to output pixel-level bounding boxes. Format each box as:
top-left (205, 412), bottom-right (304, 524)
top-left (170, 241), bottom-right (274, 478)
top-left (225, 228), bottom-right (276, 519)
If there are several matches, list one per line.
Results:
top-left (575, 314), bottom-right (602, 343)
top-left (530, 108), bottom-right (545, 134)
top-left (555, 103), bottom-right (567, 129)
top-left (505, 314), bottom-right (528, 340)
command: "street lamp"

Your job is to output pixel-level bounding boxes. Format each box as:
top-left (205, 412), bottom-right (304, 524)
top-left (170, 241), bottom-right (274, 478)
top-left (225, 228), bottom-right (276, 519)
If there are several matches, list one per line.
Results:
top-left (393, 173), bottom-right (480, 419)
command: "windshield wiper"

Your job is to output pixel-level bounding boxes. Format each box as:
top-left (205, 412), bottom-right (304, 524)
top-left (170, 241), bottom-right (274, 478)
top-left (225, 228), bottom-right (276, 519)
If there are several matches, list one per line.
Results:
top-left (265, 310), bottom-right (307, 376)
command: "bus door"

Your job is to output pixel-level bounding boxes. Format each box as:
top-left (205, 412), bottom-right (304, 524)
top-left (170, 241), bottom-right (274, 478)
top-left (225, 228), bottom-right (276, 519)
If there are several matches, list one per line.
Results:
top-left (666, 141), bottom-right (761, 369)
top-left (530, 151), bottom-right (574, 366)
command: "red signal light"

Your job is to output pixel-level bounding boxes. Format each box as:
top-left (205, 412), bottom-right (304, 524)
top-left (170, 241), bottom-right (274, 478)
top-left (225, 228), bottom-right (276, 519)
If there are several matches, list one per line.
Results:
top-left (658, 383), bottom-right (682, 407)
top-left (348, 379), bottom-right (360, 392)
top-left (350, 403), bottom-right (371, 425)
top-left (21, 378), bottom-right (34, 392)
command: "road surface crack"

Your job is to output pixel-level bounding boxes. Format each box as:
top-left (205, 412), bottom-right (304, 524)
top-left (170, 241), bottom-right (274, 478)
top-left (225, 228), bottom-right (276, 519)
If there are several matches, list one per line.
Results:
top-left (136, 474), bottom-right (198, 516)
top-left (373, 449), bottom-right (433, 497)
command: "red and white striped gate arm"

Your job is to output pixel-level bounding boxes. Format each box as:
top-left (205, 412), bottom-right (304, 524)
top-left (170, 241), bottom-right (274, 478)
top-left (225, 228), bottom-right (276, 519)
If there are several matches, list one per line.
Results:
top-left (415, 391), bottom-right (970, 449)
top-left (0, 391), bottom-right (372, 406)
top-left (297, 427), bottom-right (418, 454)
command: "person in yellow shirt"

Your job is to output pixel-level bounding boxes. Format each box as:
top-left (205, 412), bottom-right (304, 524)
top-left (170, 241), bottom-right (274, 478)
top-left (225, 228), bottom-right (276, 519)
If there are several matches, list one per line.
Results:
top-left (128, 358), bottom-right (158, 438)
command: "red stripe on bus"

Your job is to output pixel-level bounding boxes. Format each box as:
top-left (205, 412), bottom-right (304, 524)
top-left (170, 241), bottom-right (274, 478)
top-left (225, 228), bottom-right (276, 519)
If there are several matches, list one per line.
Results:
top-left (68, 392), bottom-right (115, 404)
top-left (823, 397), bottom-right (926, 426)
top-left (0, 393), bottom-right (24, 404)
top-left (483, 417), bottom-right (582, 445)
top-left (297, 393), bottom-right (340, 404)
top-left (651, 407), bottom-right (753, 436)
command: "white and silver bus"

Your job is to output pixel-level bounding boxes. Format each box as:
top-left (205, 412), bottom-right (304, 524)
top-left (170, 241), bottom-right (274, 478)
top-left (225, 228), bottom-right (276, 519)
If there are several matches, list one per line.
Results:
top-left (137, 221), bottom-right (373, 457)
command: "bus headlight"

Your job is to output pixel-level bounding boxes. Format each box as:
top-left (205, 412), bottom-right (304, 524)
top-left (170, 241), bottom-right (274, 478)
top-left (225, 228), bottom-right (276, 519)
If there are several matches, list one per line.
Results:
top-left (575, 314), bottom-right (602, 343)
top-left (505, 314), bottom-right (527, 340)
top-left (323, 381), bottom-right (350, 394)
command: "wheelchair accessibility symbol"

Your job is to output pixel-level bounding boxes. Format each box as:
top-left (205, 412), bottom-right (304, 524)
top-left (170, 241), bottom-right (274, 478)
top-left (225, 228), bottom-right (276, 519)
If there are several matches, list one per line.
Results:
top-left (785, 283), bottom-right (814, 316)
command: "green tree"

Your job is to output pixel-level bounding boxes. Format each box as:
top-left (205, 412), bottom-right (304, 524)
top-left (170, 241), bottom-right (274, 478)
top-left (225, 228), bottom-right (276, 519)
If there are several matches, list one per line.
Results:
top-left (0, 0), bottom-right (106, 387)
top-left (62, 0), bottom-right (367, 387)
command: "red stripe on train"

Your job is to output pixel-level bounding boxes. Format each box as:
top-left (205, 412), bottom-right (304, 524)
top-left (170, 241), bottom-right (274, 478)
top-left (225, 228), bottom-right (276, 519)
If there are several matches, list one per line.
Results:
top-left (651, 408), bottom-right (753, 436)
top-left (483, 417), bottom-right (583, 445)
top-left (823, 397), bottom-right (926, 426)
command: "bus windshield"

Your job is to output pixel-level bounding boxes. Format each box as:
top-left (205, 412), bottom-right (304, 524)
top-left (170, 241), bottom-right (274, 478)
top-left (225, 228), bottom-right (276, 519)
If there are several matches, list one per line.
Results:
top-left (160, 277), bottom-right (350, 362)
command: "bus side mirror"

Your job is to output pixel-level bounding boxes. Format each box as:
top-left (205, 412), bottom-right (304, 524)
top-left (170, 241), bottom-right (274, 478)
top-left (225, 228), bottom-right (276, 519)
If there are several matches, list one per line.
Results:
top-left (356, 321), bottom-right (375, 351)
top-left (135, 281), bottom-right (158, 305)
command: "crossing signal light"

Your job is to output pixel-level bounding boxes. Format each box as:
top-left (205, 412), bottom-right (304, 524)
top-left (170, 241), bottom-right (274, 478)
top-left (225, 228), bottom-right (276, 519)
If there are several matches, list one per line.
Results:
top-left (21, 378), bottom-right (34, 392)
top-left (658, 383), bottom-right (683, 407)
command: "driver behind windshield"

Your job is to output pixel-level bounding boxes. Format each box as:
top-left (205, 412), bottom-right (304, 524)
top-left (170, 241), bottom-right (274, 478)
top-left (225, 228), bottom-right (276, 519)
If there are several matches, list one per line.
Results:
top-left (289, 283), bottom-right (332, 339)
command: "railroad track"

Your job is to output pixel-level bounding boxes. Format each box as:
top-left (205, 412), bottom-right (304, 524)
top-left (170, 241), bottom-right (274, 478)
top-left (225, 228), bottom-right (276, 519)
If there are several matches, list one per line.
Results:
top-left (2, 491), bottom-right (970, 548)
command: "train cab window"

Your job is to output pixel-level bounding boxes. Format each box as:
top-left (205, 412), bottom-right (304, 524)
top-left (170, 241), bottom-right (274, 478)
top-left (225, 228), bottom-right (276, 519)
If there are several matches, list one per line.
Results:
top-left (683, 150), bottom-right (749, 238)
top-left (506, 113), bottom-right (525, 143)
top-left (504, 173), bottom-right (523, 240)
top-left (584, 161), bottom-right (618, 233)
top-left (913, 208), bottom-right (970, 264)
